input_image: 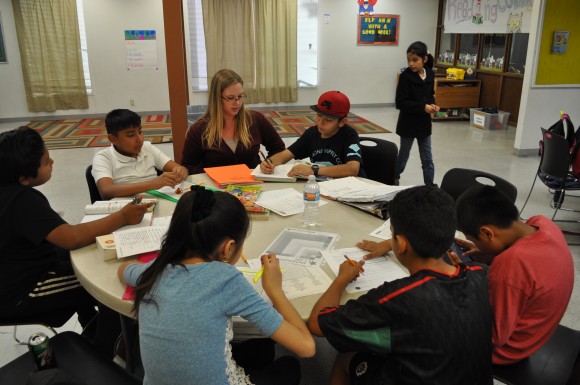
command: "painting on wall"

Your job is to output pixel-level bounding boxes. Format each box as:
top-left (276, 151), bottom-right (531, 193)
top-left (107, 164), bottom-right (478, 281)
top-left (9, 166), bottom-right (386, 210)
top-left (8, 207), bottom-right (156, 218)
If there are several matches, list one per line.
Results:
top-left (0, 12), bottom-right (7, 63)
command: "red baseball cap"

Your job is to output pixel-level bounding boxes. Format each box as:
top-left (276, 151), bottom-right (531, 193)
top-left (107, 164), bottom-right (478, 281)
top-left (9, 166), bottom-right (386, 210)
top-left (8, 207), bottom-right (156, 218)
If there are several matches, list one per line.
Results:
top-left (310, 91), bottom-right (350, 119)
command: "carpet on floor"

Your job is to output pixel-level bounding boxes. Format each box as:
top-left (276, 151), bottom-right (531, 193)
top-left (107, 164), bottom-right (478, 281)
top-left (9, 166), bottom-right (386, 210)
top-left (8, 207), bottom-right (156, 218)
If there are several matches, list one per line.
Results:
top-left (27, 110), bottom-right (390, 150)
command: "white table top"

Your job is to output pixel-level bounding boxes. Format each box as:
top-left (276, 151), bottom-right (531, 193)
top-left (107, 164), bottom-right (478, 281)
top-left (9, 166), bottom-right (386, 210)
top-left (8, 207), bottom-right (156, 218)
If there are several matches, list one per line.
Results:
top-left (71, 174), bottom-right (388, 320)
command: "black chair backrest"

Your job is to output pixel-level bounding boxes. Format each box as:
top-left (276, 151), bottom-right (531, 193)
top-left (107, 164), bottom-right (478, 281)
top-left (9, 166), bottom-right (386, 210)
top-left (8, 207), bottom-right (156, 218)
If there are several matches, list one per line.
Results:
top-left (359, 137), bottom-right (398, 185)
top-left (440, 168), bottom-right (517, 203)
top-left (540, 128), bottom-right (572, 180)
top-left (85, 165), bottom-right (102, 204)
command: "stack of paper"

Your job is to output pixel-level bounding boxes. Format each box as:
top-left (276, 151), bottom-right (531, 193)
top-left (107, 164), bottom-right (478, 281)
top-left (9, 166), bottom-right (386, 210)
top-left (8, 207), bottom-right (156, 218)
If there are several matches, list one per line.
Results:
top-left (204, 164), bottom-right (262, 188)
top-left (113, 225), bottom-right (168, 259)
top-left (318, 177), bottom-right (411, 202)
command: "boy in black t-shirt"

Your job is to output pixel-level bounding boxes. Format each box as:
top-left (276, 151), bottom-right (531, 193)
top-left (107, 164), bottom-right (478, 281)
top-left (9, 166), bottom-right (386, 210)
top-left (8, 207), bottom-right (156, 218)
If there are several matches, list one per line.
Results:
top-left (259, 91), bottom-right (363, 178)
top-left (308, 186), bottom-right (492, 385)
top-left (0, 127), bottom-right (150, 356)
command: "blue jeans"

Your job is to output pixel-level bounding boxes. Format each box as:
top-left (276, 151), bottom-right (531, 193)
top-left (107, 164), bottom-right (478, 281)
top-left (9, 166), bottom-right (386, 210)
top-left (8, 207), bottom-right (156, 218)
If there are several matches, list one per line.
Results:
top-left (395, 135), bottom-right (435, 186)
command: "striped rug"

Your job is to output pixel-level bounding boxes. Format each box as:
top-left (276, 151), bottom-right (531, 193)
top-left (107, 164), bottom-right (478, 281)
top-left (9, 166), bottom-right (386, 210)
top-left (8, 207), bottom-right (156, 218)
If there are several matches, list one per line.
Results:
top-left (27, 110), bottom-right (389, 150)
top-left (27, 115), bottom-right (172, 150)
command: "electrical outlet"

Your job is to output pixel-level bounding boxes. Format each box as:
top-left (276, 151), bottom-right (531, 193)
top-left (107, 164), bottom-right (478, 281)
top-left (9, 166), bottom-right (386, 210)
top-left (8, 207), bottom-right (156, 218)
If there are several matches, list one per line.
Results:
top-left (130, 99), bottom-right (135, 106)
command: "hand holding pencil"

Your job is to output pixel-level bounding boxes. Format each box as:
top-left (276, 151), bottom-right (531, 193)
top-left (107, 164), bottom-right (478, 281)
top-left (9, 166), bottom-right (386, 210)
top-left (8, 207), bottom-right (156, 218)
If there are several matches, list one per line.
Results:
top-left (338, 255), bottom-right (365, 283)
top-left (259, 150), bottom-right (275, 174)
top-left (259, 253), bottom-right (284, 295)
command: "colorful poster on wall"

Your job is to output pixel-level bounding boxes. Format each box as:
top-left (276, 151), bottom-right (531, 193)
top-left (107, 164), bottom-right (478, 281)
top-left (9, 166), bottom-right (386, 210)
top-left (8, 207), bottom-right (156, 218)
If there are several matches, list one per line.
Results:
top-left (551, 31), bottom-right (569, 54)
top-left (357, 14), bottom-right (399, 46)
top-left (125, 30), bottom-right (158, 70)
top-left (0, 12), bottom-right (7, 63)
top-left (444, 0), bottom-right (534, 33)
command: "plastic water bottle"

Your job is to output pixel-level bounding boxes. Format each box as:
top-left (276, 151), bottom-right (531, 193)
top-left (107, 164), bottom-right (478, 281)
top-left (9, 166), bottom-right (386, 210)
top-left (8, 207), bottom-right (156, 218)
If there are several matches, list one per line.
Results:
top-left (303, 175), bottom-right (320, 226)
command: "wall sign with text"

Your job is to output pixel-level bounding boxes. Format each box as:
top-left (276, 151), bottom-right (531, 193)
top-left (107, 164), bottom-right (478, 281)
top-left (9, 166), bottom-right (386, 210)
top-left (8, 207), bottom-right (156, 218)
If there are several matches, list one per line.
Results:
top-left (357, 14), bottom-right (399, 46)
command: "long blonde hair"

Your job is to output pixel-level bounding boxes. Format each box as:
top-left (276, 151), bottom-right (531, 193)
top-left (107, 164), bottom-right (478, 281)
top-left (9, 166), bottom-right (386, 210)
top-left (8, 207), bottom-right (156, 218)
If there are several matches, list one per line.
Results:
top-left (202, 69), bottom-right (253, 149)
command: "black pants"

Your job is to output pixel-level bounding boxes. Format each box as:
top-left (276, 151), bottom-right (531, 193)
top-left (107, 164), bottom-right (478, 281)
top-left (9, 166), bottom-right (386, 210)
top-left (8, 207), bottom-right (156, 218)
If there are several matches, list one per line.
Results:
top-left (8, 254), bottom-right (120, 359)
top-left (232, 339), bottom-right (301, 385)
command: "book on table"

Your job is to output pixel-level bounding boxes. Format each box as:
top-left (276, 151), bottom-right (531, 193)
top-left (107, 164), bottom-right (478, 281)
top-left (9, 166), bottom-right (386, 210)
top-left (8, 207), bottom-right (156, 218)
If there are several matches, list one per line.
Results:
top-left (84, 198), bottom-right (157, 214)
top-left (225, 184), bottom-right (270, 220)
top-left (251, 163), bottom-right (297, 183)
top-left (204, 164), bottom-right (262, 188)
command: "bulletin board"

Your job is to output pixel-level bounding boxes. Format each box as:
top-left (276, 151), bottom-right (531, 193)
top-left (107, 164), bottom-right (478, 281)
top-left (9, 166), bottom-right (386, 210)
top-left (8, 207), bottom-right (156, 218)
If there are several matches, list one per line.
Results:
top-left (357, 14), bottom-right (399, 46)
top-left (535, 0), bottom-right (580, 85)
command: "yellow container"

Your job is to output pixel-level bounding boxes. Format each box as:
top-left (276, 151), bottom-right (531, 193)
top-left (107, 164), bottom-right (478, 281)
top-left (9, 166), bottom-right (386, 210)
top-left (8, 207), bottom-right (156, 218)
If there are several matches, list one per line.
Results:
top-left (446, 68), bottom-right (465, 80)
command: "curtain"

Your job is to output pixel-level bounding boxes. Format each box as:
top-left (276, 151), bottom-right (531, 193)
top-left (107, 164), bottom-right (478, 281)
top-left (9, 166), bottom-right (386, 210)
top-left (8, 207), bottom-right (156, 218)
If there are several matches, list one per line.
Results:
top-left (12, 0), bottom-right (88, 112)
top-left (201, 0), bottom-right (297, 103)
top-left (250, 0), bottom-right (297, 103)
top-left (202, 0), bottom-right (256, 91)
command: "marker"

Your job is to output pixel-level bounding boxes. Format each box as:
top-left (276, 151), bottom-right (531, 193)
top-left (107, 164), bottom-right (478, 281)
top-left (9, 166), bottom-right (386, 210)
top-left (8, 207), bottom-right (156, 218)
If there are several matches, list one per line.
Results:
top-left (253, 266), bottom-right (265, 283)
top-left (344, 255), bottom-right (365, 274)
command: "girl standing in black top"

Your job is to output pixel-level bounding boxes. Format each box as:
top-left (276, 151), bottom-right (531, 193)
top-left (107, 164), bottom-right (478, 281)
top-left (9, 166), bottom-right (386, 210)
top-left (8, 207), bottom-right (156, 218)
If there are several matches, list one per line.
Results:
top-left (395, 41), bottom-right (440, 186)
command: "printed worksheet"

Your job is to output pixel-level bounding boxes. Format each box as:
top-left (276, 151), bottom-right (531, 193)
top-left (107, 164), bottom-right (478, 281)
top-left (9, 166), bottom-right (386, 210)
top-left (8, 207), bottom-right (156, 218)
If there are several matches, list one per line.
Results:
top-left (113, 226), bottom-right (168, 259)
top-left (239, 261), bottom-right (332, 300)
top-left (255, 188), bottom-right (328, 216)
top-left (369, 219), bottom-right (392, 240)
top-left (321, 247), bottom-right (409, 293)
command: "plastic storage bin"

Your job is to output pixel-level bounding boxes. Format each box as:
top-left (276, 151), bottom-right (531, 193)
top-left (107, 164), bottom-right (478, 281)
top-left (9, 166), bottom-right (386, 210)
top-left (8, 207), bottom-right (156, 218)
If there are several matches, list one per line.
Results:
top-left (469, 108), bottom-right (510, 130)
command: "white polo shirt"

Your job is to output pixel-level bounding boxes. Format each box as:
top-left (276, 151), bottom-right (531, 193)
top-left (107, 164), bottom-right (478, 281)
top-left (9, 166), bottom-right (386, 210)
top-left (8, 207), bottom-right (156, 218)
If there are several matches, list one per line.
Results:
top-left (92, 141), bottom-right (171, 184)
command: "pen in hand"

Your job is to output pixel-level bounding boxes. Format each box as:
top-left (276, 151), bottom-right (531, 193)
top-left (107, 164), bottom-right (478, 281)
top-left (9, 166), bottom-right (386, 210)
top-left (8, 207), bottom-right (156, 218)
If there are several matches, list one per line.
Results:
top-left (344, 255), bottom-right (365, 274)
top-left (259, 150), bottom-right (273, 165)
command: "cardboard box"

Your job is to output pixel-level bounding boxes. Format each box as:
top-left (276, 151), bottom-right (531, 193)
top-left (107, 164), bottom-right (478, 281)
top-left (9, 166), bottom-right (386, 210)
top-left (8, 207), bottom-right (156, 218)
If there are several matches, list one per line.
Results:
top-left (469, 108), bottom-right (510, 130)
top-left (96, 234), bottom-right (117, 260)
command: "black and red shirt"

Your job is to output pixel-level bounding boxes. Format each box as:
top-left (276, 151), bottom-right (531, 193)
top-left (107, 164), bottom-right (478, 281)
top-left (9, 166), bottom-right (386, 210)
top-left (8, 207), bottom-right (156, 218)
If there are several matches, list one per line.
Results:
top-left (319, 264), bottom-right (492, 385)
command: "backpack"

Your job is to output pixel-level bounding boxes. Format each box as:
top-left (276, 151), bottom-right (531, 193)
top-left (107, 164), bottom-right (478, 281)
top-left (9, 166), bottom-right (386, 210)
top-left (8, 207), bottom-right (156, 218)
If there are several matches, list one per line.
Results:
top-left (539, 114), bottom-right (580, 178)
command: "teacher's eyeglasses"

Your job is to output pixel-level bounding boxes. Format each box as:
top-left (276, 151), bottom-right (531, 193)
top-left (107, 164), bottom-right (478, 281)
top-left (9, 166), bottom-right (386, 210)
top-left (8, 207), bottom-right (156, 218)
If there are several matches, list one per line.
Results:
top-left (221, 93), bottom-right (247, 104)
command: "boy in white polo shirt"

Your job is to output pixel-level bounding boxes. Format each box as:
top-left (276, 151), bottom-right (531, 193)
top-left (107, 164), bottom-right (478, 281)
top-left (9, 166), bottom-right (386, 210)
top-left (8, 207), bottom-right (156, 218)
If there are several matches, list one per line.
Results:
top-left (92, 109), bottom-right (188, 199)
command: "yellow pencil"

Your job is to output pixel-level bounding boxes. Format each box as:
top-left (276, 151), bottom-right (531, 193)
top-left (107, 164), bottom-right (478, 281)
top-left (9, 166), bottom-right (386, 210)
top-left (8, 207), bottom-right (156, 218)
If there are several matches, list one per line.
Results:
top-left (241, 253), bottom-right (248, 264)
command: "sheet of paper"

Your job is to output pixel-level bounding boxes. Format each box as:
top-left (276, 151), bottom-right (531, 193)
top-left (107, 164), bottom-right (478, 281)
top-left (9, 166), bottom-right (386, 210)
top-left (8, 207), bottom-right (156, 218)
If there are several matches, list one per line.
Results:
top-left (251, 163), bottom-right (295, 181)
top-left (238, 261), bottom-right (332, 300)
top-left (318, 177), bottom-right (411, 202)
top-left (255, 188), bottom-right (327, 216)
top-left (82, 212), bottom-right (153, 231)
top-left (85, 199), bottom-right (157, 214)
top-left (151, 215), bottom-right (172, 227)
top-left (369, 219), bottom-right (392, 240)
top-left (321, 247), bottom-right (409, 293)
top-left (113, 225), bottom-right (168, 259)
top-left (156, 181), bottom-right (194, 200)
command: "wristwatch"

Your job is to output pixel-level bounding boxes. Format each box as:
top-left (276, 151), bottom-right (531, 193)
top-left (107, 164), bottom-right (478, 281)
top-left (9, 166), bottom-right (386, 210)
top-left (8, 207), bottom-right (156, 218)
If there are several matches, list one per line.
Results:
top-left (311, 164), bottom-right (319, 177)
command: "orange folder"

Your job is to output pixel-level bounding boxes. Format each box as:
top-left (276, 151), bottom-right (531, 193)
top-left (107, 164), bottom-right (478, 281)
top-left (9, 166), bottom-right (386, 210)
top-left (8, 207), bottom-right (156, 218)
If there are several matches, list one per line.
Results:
top-left (203, 164), bottom-right (263, 188)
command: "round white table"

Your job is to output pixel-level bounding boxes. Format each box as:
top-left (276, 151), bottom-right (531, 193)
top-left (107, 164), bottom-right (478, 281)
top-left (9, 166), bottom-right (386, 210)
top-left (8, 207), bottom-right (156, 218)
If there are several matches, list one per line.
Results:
top-left (71, 174), bottom-right (388, 320)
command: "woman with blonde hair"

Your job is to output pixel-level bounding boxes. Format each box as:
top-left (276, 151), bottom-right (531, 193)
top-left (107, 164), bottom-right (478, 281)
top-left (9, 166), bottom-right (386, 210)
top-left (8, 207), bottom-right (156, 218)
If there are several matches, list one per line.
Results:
top-left (182, 69), bottom-right (285, 174)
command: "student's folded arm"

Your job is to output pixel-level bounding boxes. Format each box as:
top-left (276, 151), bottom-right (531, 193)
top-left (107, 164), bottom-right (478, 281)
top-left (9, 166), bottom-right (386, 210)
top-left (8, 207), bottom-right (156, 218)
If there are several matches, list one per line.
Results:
top-left (96, 177), bottom-right (161, 200)
top-left (163, 160), bottom-right (189, 181)
top-left (318, 160), bottom-right (360, 178)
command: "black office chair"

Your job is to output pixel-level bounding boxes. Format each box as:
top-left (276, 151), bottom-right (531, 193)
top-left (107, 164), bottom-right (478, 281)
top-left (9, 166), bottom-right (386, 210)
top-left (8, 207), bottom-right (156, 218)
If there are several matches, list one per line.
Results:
top-left (492, 324), bottom-right (580, 385)
top-left (359, 137), bottom-right (398, 185)
top-left (0, 331), bottom-right (142, 385)
top-left (0, 308), bottom-right (78, 345)
top-left (440, 168), bottom-right (517, 203)
top-left (520, 128), bottom-right (580, 223)
top-left (85, 165), bottom-right (102, 203)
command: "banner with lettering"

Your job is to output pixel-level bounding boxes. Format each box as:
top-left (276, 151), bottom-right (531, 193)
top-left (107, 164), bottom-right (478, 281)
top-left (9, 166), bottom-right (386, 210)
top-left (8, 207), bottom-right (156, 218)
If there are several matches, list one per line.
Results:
top-left (444, 0), bottom-right (534, 33)
top-left (357, 14), bottom-right (399, 45)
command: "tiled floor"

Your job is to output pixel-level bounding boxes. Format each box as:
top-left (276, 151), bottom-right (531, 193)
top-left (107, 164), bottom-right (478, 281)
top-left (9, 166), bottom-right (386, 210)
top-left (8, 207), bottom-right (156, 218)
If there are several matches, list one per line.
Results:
top-left (1, 107), bottom-right (579, 384)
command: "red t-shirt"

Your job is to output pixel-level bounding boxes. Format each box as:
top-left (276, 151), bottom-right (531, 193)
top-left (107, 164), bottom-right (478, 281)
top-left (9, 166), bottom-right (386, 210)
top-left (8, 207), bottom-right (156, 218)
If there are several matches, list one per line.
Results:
top-left (489, 215), bottom-right (574, 364)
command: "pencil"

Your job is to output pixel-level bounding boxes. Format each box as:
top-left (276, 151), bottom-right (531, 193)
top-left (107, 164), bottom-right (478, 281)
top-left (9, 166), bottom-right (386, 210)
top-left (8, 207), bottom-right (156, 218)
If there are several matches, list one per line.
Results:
top-left (132, 196), bottom-right (139, 205)
top-left (241, 253), bottom-right (248, 264)
top-left (344, 255), bottom-right (365, 274)
top-left (259, 150), bottom-right (273, 165)
top-left (253, 266), bottom-right (265, 283)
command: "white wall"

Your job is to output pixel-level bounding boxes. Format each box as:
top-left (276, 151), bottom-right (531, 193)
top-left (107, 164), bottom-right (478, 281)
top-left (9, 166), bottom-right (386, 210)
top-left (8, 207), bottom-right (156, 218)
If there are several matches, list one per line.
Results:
top-left (0, 0), bottom-right (437, 120)
top-left (514, 0), bottom-right (580, 154)
top-left (0, 0), bottom-right (169, 120)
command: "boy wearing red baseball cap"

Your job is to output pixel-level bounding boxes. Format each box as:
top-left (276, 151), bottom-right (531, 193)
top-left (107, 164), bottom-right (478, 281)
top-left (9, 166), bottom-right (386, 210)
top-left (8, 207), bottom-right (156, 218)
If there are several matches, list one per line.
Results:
top-left (259, 91), bottom-right (363, 178)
